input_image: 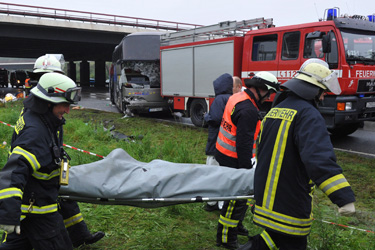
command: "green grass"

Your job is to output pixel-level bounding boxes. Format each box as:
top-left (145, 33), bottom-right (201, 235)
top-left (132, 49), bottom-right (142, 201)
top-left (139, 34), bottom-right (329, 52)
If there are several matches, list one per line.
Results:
top-left (1, 100), bottom-right (375, 249)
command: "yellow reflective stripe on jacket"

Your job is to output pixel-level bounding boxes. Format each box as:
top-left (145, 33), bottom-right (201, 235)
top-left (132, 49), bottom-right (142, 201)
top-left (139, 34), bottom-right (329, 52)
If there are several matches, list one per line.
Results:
top-left (21, 203), bottom-right (58, 214)
top-left (15, 116), bottom-right (25, 135)
top-left (260, 231), bottom-right (278, 250)
top-left (254, 205), bottom-right (312, 236)
top-left (64, 213), bottom-right (84, 228)
top-left (11, 146), bottom-right (41, 172)
top-left (264, 108), bottom-right (297, 121)
top-left (262, 119), bottom-right (293, 210)
top-left (0, 188), bottom-right (23, 200)
top-left (319, 174), bottom-right (351, 196)
top-left (32, 169), bottom-right (60, 180)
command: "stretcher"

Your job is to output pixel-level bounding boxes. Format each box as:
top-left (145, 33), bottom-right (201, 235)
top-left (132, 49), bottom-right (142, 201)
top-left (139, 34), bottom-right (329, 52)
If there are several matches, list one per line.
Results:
top-left (59, 148), bottom-right (254, 208)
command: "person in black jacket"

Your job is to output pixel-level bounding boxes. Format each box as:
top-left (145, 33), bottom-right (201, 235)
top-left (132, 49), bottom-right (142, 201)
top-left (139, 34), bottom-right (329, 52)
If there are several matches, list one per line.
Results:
top-left (215, 72), bottom-right (279, 249)
top-left (31, 54), bottom-right (105, 248)
top-left (239, 59), bottom-right (356, 250)
top-left (0, 72), bottom-right (102, 249)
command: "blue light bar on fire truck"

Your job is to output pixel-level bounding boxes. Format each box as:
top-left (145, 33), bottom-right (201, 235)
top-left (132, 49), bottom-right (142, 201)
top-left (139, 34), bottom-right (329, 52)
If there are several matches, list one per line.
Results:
top-left (325, 7), bottom-right (339, 20)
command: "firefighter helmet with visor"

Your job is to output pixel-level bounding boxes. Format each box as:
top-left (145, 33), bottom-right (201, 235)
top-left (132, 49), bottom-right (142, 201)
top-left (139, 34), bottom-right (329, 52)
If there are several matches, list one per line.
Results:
top-left (33, 54), bottom-right (65, 74)
top-left (295, 59), bottom-right (341, 95)
top-left (244, 71), bottom-right (279, 93)
top-left (30, 72), bottom-right (81, 104)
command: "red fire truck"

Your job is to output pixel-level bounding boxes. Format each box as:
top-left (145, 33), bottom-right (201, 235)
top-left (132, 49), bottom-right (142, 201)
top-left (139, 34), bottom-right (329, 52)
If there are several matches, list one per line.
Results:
top-left (109, 8), bottom-right (375, 136)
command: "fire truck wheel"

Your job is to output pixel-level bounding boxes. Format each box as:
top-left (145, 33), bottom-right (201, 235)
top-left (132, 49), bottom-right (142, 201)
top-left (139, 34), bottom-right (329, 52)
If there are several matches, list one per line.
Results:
top-left (190, 99), bottom-right (207, 128)
top-left (328, 122), bottom-right (360, 137)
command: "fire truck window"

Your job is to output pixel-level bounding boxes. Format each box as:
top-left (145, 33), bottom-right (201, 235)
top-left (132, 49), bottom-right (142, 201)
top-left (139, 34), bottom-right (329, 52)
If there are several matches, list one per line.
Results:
top-left (303, 38), bottom-right (324, 59)
top-left (282, 32), bottom-right (300, 60)
top-left (252, 34), bottom-right (278, 61)
top-left (326, 32), bottom-right (338, 67)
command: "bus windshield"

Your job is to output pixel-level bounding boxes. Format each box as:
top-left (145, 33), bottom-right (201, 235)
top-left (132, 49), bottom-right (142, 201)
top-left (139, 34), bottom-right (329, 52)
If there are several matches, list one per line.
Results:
top-left (341, 30), bottom-right (375, 64)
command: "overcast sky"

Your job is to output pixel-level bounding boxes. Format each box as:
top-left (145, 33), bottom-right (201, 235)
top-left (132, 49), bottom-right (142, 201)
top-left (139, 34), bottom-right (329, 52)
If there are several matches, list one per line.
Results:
top-left (8, 0), bottom-right (374, 27)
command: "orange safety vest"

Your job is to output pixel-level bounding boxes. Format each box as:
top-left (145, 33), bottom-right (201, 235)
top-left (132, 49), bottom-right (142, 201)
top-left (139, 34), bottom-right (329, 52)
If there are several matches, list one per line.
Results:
top-left (216, 91), bottom-right (261, 159)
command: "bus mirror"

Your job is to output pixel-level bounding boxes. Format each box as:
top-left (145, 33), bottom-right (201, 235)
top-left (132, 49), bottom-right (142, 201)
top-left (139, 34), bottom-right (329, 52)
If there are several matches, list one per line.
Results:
top-left (322, 33), bottom-right (331, 53)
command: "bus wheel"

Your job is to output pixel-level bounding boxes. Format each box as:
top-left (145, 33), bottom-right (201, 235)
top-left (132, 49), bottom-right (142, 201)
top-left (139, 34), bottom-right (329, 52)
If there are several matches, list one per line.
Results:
top-left (190, 99), bottom-right (207, 127)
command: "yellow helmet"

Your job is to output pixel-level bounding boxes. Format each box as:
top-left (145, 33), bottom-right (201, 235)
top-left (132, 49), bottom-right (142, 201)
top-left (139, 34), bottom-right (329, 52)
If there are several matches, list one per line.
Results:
top-left (295, 59), bottom-right (341, 95)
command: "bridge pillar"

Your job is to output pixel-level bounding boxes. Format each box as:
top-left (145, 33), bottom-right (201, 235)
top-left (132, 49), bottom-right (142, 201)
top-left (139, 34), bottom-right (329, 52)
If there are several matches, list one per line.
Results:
top-left (67, 61), bottom-right (76, 82)
top-left (80, 60), bottom-right (90, 87)
top-left (95, 60), bottom-right (106, 87)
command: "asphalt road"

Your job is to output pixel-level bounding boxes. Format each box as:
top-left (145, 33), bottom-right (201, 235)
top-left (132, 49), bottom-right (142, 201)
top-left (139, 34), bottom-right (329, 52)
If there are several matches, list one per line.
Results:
top-left (79, 87), bottom-right (375, 158)
top-left (78, 87), bottom-right (119, 113)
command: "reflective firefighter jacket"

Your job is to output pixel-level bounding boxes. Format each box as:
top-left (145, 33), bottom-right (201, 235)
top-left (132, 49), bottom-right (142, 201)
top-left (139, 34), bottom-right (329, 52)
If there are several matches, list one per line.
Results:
top-left (215, 90), bottom-right (261, 169)
top-left (0, 108), bottom-right (64, 225)
top-left (253, 94), bottom-right (356, 237)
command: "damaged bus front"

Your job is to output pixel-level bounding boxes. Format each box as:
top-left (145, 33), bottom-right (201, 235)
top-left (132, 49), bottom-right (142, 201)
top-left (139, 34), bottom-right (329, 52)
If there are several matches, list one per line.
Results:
top-left (109, 32), bottom-right (169, 115)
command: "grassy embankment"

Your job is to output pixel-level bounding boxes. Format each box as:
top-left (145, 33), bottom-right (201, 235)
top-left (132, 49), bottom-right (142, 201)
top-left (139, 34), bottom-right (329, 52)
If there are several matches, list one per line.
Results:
top-left (0, 100), bottom-right (374, 249)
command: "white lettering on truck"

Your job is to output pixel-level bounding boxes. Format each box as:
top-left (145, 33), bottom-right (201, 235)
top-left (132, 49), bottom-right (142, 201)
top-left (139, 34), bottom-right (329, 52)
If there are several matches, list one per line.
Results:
top-left (356, 70), bottom-right (375, 78)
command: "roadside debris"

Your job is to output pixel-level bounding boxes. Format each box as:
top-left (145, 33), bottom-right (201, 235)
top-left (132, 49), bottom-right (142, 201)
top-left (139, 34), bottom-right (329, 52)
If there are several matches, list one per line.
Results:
top-left (103, 121), bottom-right (143, 142)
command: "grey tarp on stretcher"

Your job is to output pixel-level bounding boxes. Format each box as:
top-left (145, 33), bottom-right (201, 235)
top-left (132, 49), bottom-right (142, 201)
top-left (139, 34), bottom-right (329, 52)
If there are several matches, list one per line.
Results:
top-left (59, 148), bottom-right (254, 208)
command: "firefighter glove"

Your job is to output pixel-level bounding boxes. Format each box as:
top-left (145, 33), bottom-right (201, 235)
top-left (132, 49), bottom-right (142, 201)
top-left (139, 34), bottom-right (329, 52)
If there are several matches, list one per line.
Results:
top-left (338, 202), bottom-right (355, 216)
top-left (0, 224), bottom-right (21, 234)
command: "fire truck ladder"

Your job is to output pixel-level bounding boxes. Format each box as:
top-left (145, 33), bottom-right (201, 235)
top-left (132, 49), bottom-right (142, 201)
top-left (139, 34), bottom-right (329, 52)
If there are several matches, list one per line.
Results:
top-left (160, 17), bottom-right (273, 45)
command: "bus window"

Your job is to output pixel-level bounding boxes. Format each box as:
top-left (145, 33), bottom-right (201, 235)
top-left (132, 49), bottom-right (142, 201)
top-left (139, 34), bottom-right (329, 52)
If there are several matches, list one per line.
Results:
top-left (252, 34), bottom-right (278, 61)
top-left (282, 31), bottom-right (300, 60)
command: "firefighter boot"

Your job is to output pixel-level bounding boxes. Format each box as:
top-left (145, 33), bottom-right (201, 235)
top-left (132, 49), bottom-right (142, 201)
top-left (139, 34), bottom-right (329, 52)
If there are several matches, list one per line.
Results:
top-left (237, 237), bottom-right (254, 250)
top-left (216, 240), bottom-right (239, 250)
top-left (72, 231), bottom-right (105, 248)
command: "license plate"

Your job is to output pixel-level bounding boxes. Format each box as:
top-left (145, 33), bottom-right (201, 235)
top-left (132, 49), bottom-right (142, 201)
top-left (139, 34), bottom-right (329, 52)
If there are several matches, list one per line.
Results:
top-left (366, 102), bottom-right (375, 108)
top-left (358, 79), bottom-right (375, 93)
top-left (149, 108), bottom-right (163, 112)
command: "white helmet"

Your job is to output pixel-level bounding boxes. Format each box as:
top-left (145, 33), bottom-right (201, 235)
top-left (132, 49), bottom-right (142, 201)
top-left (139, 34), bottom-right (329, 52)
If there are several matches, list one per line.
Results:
top-left (33, 54), bottom-right (65, 74)
top-left (30, 72), bottom-right (81, 104)
top-left (244, 71), bottom-right (279, 92)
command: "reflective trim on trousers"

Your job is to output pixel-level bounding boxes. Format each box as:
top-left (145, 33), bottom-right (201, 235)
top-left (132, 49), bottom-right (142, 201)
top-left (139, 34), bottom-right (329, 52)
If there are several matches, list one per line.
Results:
top-left (64, 213), bottom-right (84, 228)
top-left (260, 231), bottom-right (278, 250)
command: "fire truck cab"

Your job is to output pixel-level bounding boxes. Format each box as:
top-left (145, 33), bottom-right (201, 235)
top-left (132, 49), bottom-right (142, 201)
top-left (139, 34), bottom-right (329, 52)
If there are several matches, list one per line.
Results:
top-left (241, 9), bottom-right (375, 135)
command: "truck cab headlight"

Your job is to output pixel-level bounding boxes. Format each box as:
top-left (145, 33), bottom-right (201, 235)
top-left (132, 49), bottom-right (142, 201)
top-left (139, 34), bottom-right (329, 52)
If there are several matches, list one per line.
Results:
top-left (337, 102), bottom-right (352, 111)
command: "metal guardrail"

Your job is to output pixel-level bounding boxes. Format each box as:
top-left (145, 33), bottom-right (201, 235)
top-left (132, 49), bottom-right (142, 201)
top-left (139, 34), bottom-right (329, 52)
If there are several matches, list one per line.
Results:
top-left (0, 2), bottom-right (202, 31)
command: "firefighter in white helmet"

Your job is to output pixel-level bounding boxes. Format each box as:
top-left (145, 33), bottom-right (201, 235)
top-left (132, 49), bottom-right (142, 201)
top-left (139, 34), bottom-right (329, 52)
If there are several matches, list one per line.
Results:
top-left (239, 59), bottom-right (356, 250)
top-left (31, 54), bottom-right (104, 248)
top-left (25, 54), bottom-right (65, 96)
top-left (215, 71), bottom-right (279, 249)
top-left (0, 73), bottom-right (80, 249)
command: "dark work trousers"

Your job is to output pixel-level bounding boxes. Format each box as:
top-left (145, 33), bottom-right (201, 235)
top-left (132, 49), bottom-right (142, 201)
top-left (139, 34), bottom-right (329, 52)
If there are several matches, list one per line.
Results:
top-left (58, 199), bottom-right (91, 245)
top-left (250, 230), bottom-right (307, 250)
top-left (217, 199), bottom-right (248, 244)
top-left (0, 212), bottom-right (73, 250)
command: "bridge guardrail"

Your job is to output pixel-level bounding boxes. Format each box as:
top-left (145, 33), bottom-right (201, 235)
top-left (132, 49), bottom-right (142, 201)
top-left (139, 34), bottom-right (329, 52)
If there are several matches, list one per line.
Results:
top-left (0, 2), bottom-right (201, 31)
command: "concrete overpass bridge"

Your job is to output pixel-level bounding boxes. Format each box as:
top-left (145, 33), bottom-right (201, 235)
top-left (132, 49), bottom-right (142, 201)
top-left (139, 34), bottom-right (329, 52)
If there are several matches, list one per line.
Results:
top-left (0, 2), bottom-right (200, 86)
